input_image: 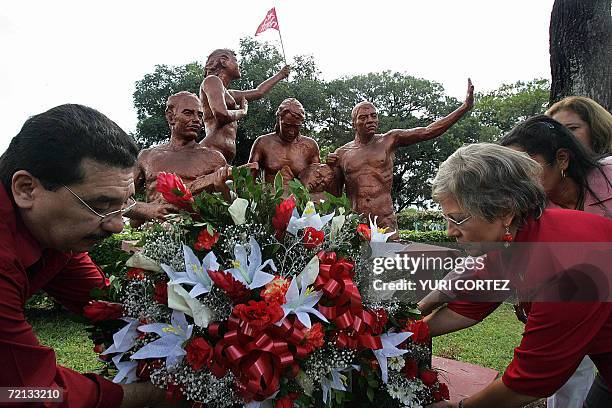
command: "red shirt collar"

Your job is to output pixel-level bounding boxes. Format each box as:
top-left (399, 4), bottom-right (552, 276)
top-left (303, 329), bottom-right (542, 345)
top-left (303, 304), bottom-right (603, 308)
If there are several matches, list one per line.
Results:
top-left (0, 185), bottom-right (43, 269)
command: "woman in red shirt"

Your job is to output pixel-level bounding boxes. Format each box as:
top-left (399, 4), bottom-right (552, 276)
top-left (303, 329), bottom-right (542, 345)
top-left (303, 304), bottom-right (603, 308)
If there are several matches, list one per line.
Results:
top-left (424, 143), bottom-right (612, 408)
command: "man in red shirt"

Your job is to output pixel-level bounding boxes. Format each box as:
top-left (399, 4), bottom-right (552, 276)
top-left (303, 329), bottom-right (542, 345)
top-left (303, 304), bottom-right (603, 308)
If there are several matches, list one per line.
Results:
top-left (0, 104), bottom-right (182, 407)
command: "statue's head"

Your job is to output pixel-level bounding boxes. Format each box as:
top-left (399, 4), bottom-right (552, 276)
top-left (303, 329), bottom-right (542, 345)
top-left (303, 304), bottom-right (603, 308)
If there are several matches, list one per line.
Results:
top-left (165, 91), bottom-right (203, 141)
top-left (299, 163), bottom-right (335, 193)
top-left (275, 98), bottom-right (305, 143)
top-left (351, 101), bottom-right (378, 138)
top-left (204, 49), bottom-right (240, 79)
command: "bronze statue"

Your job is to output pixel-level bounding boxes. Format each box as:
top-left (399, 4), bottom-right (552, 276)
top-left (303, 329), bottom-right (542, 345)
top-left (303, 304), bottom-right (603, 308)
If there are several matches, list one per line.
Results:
top-left (128, 92), bottom-right (230, 224)
top-left (298, 163), bottom-right (340, 201)
top-left (200, 48), bottom-right (290, 163)
top-left (327, 79), bottom-right (475, 238)
top-left (248, 98), bottom-right (320, 183)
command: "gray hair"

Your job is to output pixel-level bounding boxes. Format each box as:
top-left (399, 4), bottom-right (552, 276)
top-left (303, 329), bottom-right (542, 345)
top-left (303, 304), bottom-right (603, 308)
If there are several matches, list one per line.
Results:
top-left (432, 143), bottom-right (546, 226)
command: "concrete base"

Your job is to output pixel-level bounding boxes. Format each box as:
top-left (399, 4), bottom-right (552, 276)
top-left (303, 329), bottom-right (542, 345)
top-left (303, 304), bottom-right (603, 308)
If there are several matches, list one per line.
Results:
top-left (432, 356), bottom-right (499, 401)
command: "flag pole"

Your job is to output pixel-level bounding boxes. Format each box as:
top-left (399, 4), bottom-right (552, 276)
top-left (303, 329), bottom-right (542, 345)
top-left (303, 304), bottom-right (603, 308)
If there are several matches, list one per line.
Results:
top-left (278, 30), bottom-right (288, 66)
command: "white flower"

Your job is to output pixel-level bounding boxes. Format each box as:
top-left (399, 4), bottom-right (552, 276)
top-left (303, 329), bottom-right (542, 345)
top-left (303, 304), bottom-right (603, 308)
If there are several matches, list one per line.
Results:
top-left (369, 215), bottom-right (396, 243)
top-left (286, 201), bottom-right (334, 236)
top-left (228, 197), bottom-right (249, 225)
top-left (321, 367), bottom-right (351, 404)
top-left (167, 282), bottom-right (213, 328)
top-left (102, 318), bottom-right (140, 384)
top-left (130, 311), bottom-right (193, 370)
top-left (372, 331), bottom-right (413, 383)
top-left (161, 245), bottom-right (217, 298)
top-left (279, 276), bottom-right (328, 328)
top-left (227, 236), bottom-right (276, 290)
top-left (329, 208), bottom-right (346, 241)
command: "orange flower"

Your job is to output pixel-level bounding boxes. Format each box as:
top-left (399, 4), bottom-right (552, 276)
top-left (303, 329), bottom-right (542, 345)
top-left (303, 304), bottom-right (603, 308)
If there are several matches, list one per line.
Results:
top-left (260, 276), bottom-right (291, 304)
top-left (356, 224), bottom-right (371, 241)
top-left (194, 228), bottom-right (220, 251)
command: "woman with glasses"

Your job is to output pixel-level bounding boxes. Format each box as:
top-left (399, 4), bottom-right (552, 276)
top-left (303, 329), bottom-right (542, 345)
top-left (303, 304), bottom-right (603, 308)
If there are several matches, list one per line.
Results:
top-left (422, 143), bottom-right (612, 408)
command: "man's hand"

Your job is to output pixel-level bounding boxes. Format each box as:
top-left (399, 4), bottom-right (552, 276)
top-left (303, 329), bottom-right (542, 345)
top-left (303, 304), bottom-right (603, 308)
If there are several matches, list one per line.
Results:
top-left (120, 382), bottom-right (192, 408)
top-left (426, 401), bottom-right (459, 408)
top-left (464, 78), bottom-right (475, 109)
top-left (326, 153), bottom-right (339, 167)
top-left (279, 65), bottom-right (291, 79)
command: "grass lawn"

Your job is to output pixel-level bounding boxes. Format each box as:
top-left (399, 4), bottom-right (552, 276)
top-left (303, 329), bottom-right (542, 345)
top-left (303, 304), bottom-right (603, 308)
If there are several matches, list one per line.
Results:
top-left (29, 303), bottom-right (523, 375)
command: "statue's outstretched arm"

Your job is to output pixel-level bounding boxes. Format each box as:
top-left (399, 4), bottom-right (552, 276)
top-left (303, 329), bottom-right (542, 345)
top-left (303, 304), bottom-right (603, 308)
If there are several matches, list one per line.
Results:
top-left (388, 78), bottom-right (474, 148)
top-left (230, 65), bottom-right (290, 102)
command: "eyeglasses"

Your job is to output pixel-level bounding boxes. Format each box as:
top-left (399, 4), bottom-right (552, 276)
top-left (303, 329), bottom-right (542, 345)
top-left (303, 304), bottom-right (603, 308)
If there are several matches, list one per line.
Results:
top-left (63, 185), bottom-right (137, 223)
top-left (442, 213), bottom-right (472, 226)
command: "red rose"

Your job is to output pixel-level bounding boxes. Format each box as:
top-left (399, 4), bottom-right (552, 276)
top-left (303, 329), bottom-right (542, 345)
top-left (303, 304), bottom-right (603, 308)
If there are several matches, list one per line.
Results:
top-left (126, 268), bottom-right (145, 280)
top-left (194, 228), bottom-right (220, 251)
top-left (83, 300), bottom-right (123, 322)
top-left (233, 300), bottom-right (284, 332)
top-left (420, 369), bottom-right (438, 387)
top-left (154, 281), bottom-right (168, 305)
top-left (433, 382), bottom-right (450, 401)
top-left (272, 196), bottom-right (296, 239)
top-left (303, 323), bottom-right (325, 353)
top-left (93, 344), bottom-right (106, 354)
top-left (185, 337), bottom-right (214, 371)
top-left (260, 276), bottom-right (290, 305)
top-left (303, 227), bottom-right (324, 249)
top-left (404, 319), bottom-right (430, 344)
top-left (402, 358), bottom-right (418, 379)
top-left (356, 224), bottom-right (371, 241)
top-left (275, 394), bottom-right (298, 408)
top-left (208, 270), bottom-right (250, 303)
top-left (371, 308), bottom-right (388, 335)
top-left (156, 172), bottom-right (193, 209)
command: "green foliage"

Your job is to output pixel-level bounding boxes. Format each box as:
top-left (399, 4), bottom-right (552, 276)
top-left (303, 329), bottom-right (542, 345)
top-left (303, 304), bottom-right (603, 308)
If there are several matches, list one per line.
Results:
top-left (396, 209), bottom-right (445, 230)
top-left (88, 229), bottom-right (143, 275)
top-left (398, 230), bottom-right (454, 243)
top-left (472, 79), bottom-right (550, 139)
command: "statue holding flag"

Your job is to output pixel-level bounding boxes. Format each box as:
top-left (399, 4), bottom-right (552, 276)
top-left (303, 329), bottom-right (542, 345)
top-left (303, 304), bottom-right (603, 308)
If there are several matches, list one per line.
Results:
top-left (199, 49), bottom-right (290, 163)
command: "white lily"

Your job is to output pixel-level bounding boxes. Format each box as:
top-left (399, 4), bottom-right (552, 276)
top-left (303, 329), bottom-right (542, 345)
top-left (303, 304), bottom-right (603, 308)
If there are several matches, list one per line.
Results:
top-left (228, 197), bottom-right (249, 225)
top-left (167, 282), bottom-right (213, 328)
top-left (161, 245), bottom-right (217, 298)
top-left (321, 366), bottom-right (353, 404)
top-left (111, 353), bottom-right (138, 384)
top-left (372, 331), bottom-right (413, 383)
top-left (279, 276), bottom-right (328, 328)
top-left (227, 236), bottom-right (276, 290)
top-left (102, 318), bottom-right (140, 356)
top-left (329, 208), bottom-right (346, 241)
top-left (130, 311), bottom-right (193, 370)
top-left (286, 201), bottom-right (334, 236)
top-left (369, 215), bottom-right (396, 243)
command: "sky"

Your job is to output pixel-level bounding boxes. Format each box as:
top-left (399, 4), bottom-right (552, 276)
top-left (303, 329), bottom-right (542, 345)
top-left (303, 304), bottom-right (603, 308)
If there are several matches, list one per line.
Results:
top-left (0, 0), bottom-right (555, 154)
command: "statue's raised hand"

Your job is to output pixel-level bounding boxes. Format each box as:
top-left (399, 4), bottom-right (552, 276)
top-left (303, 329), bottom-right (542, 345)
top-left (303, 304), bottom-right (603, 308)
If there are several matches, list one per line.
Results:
top-left (464, 78), bottom-right (475, 109)
top-left (279, 65), bottom-right (291, 79)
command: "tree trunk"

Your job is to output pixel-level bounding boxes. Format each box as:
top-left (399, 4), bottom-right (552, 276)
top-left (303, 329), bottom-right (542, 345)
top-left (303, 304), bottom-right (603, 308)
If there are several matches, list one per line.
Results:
top-left (549, 0), bottom-right (611, 110)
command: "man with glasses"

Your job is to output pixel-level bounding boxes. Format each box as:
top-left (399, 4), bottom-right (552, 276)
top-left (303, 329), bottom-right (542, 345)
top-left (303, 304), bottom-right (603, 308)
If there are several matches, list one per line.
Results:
top-left (0, 104), bottom-right (184, 407)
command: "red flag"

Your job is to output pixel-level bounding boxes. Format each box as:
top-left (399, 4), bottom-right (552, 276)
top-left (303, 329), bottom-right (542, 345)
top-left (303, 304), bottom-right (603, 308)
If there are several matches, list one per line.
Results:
top-left (255, 7), bottom-right (280, 36)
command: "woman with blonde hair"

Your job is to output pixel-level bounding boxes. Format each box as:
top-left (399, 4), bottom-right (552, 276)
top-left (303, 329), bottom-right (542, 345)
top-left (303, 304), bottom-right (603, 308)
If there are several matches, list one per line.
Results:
top-left (546, 96), bottom-right (612, 156)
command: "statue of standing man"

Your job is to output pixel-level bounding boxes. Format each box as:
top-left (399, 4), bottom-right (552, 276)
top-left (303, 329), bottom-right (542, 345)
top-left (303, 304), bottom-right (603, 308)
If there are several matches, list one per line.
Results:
top-left (328, 79), bottom-right (475, 238)
top-left (200, 49), bottom-right (290, 163)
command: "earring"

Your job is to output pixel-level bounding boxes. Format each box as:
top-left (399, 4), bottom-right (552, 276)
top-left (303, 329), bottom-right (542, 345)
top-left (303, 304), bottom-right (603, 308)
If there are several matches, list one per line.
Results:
top-left (502, 225), bottom-right (513, 248)
top-left (561, 169), bottom-right (566, 179)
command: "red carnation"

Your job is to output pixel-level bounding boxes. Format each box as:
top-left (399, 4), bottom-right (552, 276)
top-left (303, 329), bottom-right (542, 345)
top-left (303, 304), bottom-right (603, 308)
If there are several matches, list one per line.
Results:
top-left (302, 323), bottom-right (325, 353)
top-left (194, 228), bottom-right (220, 251)
top-left (420, 369), bottom-right (438, 387)
top-left (83, 300), bottom-right (123, 322)
top-left (232, 300), bottom-right (284, 332)
top-left (303, 227), bottom-right (324, 249)
top-left (404, 319), bottom-right (430, 344)
top-left (275, 393), bottom-right (298, 408)
top-left (208, 270), bottom-right (250, 303)
top-left (371, 308), bottom-right (388, 335)
top-left (156, 172), bottom-right (193, 209)
top-left (260, 276), bottom-right (290, 305)
top-left (356, 224), bottom-right (371, 241)
top-left (402, 358), bottom-right (418, 379)
top-left (126, 268), bottom-right (145, 280)
top-left (272, 196), bottom-right (296, 239)
top-left (185, 337), bottom-right (214, 371)
top-left (154, 281), bottom-right (168, 305)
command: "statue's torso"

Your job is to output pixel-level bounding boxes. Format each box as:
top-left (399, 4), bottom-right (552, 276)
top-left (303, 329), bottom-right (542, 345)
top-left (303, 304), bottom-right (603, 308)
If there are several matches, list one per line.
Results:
top-left (139, 145), bottom-right (226, 202)
top-left (201, 88), bottom-right (238, 162)
top-left (255, 134), bottom-right (319, 182)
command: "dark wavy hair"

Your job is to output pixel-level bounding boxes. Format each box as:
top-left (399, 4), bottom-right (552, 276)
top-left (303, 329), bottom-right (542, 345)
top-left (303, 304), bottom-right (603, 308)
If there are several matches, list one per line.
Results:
top-left (499, 115), bottom-right (611, 206)
top-left (0, 104), bottom-right (139, 194)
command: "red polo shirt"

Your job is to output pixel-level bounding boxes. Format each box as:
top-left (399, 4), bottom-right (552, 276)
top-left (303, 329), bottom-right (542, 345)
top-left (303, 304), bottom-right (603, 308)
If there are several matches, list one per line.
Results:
top-left (0, 186), bottom-right (123, 407)
top-left (447, 209), bottom-right (612, 397)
